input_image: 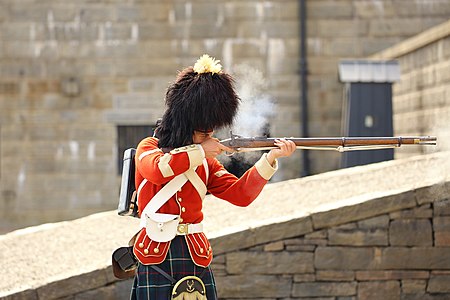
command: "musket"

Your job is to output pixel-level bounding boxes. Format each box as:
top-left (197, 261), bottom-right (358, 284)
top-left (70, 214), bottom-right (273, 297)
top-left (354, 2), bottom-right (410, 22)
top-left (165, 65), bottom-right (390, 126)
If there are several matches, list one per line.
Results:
top-left (220, 132), bottom-right (437, 153)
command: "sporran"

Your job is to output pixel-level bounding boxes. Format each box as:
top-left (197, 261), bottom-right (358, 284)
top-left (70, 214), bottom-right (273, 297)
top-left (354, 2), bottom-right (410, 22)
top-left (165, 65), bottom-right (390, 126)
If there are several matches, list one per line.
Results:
top-left (172, 276), bottom-right (207, 300)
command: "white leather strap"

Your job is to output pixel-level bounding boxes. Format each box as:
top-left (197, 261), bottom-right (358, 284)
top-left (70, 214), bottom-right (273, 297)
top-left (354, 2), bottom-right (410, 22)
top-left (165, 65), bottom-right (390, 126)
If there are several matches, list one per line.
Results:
top-left (203, 159), bottom-right (209, 183)
top-left (184, 168), bottom-right (207, 200)
top-left (139, 159), bottom-right (209, 228)
top-left (139, 173), bottom-right (188, 228)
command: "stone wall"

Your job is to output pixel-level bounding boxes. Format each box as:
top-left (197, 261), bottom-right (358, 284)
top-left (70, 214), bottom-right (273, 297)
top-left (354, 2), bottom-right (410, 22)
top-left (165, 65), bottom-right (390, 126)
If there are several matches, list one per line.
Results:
top-left (371, 20), bottom-right (450, 160)
top-left (1, 0), bottom-right (449, 233)
top-left (212, 189), bottom-right (450, 299)
top-left (1, 151), bottom-right (448, 299)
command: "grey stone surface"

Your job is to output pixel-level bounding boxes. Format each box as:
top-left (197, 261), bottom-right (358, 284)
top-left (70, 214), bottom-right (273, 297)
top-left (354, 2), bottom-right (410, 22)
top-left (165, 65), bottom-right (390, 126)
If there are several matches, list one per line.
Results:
top-left (292, 281), bottom-right (357, 297)
top-left (226, 251), bottom-right (314, 274)
top-left (358, 281), bottom-right (400, 300)
top-left (434, 199), bottom-right (450, 216)
top-left (357, 215), bottom-right (390, 229)
top-left (315, 246), bottom-right (450, 270)
top-left (389, 219), bottom-right (433, 246)
top-left (0, 152), bottom-right (449, 299)
top-left (427, 275), bottom-right (450, 293)
top-left (215, 275), bottom-right (292, 298)
top-left (356, 271), bottom-right (429, 281)
top-left (402, 279), bottom-right (427, 294)
top-left (328, 228), bottom-right (388, 246)
top-left (312, 190), bottom-right (417, 229)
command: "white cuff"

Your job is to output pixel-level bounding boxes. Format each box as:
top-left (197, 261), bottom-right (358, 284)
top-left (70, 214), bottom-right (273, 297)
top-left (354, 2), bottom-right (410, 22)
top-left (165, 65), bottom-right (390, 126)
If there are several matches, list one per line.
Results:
top-left (254, 153), bottom-right (278, 180)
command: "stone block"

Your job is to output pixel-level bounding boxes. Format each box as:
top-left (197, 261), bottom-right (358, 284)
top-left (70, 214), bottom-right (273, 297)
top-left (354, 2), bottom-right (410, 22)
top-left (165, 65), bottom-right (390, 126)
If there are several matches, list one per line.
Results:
top-left (226, 251), bottom-right (314, 274)
top-left (74, 284), bottom-right (117, 300)
top-left (36, 269), bottom-right (108, 299)
top-left (389, 219), bottom-right (432, 246)
top-left (317, 20), bottom-right (369, 38)
top-left (263, 2), bottom-right (298, 20)
top-left (434, 230), bottom-right (450, 247)
top-left (401, 279), bottom-right (427, 294)
top-left (315, 247), bottom-right (374, 270)
top-left (189, 22), bottom-right (238, 39)
top-left (223, 2), bottom-right (260, 20)
top-left (433, 216), bottom-right (450, 231)
top-left (286, 245), bottom-right (317, 252)
top-left (328, 228), bottom-right (388, 246)
top-left (433, 216), bottom-right (450, 246)
top-left (434, 199), bottom-right (450, 216)
top-left (393, 1), bottom-right (450, 17)
top-left (211, 217), bottom-right (313, 255)
top-left (305, 229), bottom-right (328, 239)
top-left (389, 204), bottom-right (432, 219)
top-left (112, 93), bottom-right (154, 109)
top-left (215, 275), bottom-right (291, 298)
top-left (80, 6), bottom-right (115, 22)
top-left (369, 19), bottom-right (424, 37)
top-left (316, 270), bottom-right (355, 281)
top-left (335, 223), bottom-right (357, 230)
top-left (416, 182), bottom-right (450, 205)
top-left (354, 1), bottom-right (396, 18)
top-left (357, 215), bottom-right (390, 229)
top-left (427, 275), bottom-right (450, 293)
top-left (316, 247), bottom-right (450, 270)
top-left (293, 273), bottom-right (316, 282)
top-left (285, 237), bottom-right (327, 246)
top-left (263, 241), bottom-right (284, 252)
top-left (380, 247), bottom-right (450, 269)
top-left (292, 282), bottom-right (357, 297)
top-left (103, 23), bottom-right (133, 40)
top-left (358, 281), bottom-right (400, 300)
top-left (116, 4), bottom-right (167, 22)
top-left (308, 1), bottom-right (353, 18)
top-left (312, 190), bottom-right (417, 229)
top-left (356, 270), bottom-right (429, 281)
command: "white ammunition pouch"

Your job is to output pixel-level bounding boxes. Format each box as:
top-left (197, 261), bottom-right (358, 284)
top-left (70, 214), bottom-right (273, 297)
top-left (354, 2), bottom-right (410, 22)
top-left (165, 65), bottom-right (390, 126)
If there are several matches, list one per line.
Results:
top-left (145, 212), bottom-right (180, 243)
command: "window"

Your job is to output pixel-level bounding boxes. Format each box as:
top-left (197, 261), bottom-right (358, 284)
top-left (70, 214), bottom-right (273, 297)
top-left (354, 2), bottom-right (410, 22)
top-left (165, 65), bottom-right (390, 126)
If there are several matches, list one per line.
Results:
top-left (117, 125), bottom-right (155, 174)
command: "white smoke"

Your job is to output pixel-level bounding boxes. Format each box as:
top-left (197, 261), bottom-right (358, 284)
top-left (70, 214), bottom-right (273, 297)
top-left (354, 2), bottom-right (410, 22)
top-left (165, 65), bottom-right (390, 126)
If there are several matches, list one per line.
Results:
top-left (232, 63), bottom-right (276, 136)
top-left (218, 63), bottom-right (277, 167)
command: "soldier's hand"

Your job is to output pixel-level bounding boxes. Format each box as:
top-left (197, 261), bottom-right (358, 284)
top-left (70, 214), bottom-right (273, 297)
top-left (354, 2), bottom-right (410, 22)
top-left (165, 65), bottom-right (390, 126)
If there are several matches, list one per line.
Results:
top-left (200, 138), bottom-right (233, 158)
top-left (266, 139), bottom-right (296, 165)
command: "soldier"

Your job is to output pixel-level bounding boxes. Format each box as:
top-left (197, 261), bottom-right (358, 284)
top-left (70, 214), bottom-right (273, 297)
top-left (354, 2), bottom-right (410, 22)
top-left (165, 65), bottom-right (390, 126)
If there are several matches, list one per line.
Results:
top-left (130, 54), bottom-right (296, 299)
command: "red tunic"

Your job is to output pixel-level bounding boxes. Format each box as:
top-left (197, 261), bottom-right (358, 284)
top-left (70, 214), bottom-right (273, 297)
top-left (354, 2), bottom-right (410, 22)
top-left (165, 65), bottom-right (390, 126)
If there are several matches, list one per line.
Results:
top-left (133, 137), bottom-right (277, 267)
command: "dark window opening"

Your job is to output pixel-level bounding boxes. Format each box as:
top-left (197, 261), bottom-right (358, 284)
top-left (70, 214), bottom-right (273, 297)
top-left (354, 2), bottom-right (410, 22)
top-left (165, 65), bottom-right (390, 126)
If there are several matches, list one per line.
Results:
top-left (117, 125), bottom-right (155, 174)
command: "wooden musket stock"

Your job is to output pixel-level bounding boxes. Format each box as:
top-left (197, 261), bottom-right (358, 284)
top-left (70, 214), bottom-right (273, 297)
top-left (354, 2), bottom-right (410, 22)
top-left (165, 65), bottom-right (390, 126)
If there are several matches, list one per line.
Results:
top-left (220, 133), bottom-right (437, 153)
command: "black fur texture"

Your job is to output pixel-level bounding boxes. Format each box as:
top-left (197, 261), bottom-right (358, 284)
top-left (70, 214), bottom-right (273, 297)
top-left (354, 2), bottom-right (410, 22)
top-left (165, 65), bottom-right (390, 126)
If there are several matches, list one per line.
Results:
top-left (157, 67), bottom-right (240, 148)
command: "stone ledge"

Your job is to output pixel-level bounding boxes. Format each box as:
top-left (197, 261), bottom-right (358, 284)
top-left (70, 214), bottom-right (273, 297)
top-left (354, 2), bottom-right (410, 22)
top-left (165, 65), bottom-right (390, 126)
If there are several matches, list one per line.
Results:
top-left (0, 151), bottom-right (448, 298)
top-left (370, 19), bottom-right (450, 59)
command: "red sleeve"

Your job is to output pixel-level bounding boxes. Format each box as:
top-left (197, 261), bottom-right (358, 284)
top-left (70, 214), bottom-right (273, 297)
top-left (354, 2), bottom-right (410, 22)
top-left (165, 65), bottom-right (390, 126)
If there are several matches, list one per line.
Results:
top-left (206, 156), bottom-right (275, 207)
top-left (135, 137), bottom-right (205, 185)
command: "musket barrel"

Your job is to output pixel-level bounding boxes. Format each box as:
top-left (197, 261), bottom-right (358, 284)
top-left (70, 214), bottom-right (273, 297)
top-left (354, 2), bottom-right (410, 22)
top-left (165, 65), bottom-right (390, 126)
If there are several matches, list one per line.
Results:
top-left (220, 135), bottom-right (437, 151)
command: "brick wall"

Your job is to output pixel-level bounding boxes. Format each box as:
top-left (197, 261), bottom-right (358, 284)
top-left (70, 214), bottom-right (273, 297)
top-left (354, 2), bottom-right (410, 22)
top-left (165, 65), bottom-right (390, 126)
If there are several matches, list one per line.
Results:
top-left (0, 1), bottom-right (448, 232)
top-left (371, 20), bottom-right (450, 161)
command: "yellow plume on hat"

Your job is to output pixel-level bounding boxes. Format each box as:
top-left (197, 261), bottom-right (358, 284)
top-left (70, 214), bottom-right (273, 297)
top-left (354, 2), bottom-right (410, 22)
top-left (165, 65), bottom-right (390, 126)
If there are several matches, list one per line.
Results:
top-left (193, 54), bottom-right (222, 74)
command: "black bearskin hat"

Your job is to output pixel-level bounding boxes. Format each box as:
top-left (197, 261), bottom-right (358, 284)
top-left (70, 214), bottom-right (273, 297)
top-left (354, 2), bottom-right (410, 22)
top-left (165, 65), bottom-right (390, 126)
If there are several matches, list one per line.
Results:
top-left (157, 55), bottom-right (240, 148)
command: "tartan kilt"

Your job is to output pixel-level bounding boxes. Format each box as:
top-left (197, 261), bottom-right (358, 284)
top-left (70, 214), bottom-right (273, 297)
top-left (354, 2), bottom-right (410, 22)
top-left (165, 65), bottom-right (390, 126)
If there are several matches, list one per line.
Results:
top-left (130, 235), bottom-right (217, 300)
